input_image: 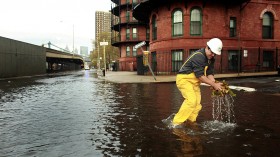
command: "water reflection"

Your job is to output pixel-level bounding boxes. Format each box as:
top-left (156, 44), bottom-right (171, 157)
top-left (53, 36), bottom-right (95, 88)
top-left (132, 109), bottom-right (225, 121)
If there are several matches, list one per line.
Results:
top-left (0, 71), bottom-right (280, 156)
top-left (89, 82), bottom-right (184, 156)
top-left (172, 128), bottom-right (203, 156)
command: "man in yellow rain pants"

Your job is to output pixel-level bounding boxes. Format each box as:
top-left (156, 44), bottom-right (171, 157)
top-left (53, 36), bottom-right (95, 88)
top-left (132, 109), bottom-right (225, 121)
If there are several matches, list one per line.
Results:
top-left (173, 38), bottom-right (223, 126)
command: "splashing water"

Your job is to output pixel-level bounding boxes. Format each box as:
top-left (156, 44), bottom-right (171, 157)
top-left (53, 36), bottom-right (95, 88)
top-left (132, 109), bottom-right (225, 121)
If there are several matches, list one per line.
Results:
top-left (162, 113), bottom-right (179, 129)
top-left (201, 120), bottom-right (236, 134)
top-left (163, 93), bottom-right (237, 135)
top-left (162, 114), bottom-right (236, 135)
top-left (212, 94), bottom-right (236, 123)
top-left (198, 93), bottom-right (237, 134)
top-left (163, 93), bottom-right (236, 127)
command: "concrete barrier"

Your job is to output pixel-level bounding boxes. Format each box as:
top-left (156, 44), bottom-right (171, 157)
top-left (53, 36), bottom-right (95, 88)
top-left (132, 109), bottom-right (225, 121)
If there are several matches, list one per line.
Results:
top-left (0, 36), bottom-right (46, 78)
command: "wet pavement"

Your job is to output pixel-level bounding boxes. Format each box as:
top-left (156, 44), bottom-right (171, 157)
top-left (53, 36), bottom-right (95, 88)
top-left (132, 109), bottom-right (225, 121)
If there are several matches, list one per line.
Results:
top-left (101, 70), bottom-right (278, 83)
top-left (0, 70), bottom-right (280, 157)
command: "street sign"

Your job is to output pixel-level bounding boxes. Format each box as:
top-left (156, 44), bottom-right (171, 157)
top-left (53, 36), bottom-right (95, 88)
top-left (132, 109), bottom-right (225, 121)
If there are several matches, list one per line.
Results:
top-left (134, 41), bottom-right (146, 49)
top-left (143, 51), bottom-right (149, 66)
top-left (100, 42), bottom-right (108, 46)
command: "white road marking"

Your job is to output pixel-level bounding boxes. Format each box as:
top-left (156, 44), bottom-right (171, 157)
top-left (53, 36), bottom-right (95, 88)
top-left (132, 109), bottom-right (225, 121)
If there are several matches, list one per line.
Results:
top-left (228, 86), bottom-right (256, 92)
top-left (201, 83), bottom-right (256, 92)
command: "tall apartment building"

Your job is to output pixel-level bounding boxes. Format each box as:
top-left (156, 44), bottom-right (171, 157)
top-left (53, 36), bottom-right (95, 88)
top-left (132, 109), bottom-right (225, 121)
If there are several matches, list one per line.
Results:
top-left (95, 11), bottom-right (111, 43)
top-left (111, 0), bottom-right (149, 71)
top-left (95, 11), bottom-right (111, 69)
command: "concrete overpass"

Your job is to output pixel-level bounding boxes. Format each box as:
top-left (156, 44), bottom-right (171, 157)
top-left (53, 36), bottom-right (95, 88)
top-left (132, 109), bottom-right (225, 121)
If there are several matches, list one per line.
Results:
top-left (46, 48), bottom-right (84, 72)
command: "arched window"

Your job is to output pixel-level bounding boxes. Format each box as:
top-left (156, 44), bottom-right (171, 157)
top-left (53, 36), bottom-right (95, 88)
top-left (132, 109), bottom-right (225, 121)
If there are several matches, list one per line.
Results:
top-left (172, 9), bottom-right (183, 37)
top-left (190, 8), bottom-right (202, 36)
top-left (152, 15), bottom-right (157, 40)
top-left (262, 12), bottom-right (273, 39)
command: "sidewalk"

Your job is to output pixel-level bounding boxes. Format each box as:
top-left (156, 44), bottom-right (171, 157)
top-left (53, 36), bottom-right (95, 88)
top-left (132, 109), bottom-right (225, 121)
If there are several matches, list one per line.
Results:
top-left (102, 71), bottom-right (278, 83)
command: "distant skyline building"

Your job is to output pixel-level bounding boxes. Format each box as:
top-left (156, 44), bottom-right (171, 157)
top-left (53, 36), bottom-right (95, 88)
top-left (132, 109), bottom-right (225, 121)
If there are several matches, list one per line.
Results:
top-left (80, 46), bottom-right (88, 56)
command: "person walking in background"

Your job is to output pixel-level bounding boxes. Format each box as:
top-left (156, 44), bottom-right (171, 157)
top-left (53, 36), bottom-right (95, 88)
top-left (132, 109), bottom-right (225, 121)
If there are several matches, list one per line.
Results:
top-left (173, 38), bottom-right (223, 127)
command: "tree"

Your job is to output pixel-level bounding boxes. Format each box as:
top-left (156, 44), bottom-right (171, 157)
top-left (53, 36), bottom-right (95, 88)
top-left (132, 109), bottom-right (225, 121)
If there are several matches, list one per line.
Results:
top-left (89, 49), bottom-right (98, 68)
top-left (91, 32), bottom-right (119, 69)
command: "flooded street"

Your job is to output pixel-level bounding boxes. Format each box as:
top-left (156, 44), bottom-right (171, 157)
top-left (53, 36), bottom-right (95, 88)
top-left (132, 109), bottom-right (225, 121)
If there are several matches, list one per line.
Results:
top-left (1, 70), bottom-right (280, 157)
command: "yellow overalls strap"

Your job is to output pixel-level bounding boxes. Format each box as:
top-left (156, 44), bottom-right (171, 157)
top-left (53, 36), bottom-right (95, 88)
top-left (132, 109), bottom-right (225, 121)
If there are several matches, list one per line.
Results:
top-left (204, 66), bottom-right (208, 76)
top-left (179, 52), bottom-right (203, 72)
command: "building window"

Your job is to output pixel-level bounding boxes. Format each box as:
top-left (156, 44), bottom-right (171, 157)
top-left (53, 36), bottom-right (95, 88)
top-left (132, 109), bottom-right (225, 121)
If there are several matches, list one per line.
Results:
top-left (126, 46), bottom-right (130, 57)
top-left (126, 28), bottom-right (130, 40)
top-left (126, 11), bottom-right (130, 22)
top-left (146, 28), bottom-right (150, 40)
top-left (263, 51), bottom-right (273, 68)
top-left (172, 50), bottom-right (183, 72)
top-left (172, 9), bottom-right (183, 37)
top-left (132, 28), bottom-right (137, 39)
top-left (152, 15), bottom-right (157, 40)
top-left (262, 12), bottom-right (273, 39)
top-left (133, 46), bottom-right (137, 56)
top-left (190, 8), bottom-right (202, 36)
top-left (230, 17), bottom-right (236, 37)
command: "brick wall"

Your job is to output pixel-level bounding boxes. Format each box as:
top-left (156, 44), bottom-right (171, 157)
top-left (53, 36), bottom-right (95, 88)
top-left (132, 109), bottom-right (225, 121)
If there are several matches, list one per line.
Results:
top-left (146, 0), bottom-right (280, 74)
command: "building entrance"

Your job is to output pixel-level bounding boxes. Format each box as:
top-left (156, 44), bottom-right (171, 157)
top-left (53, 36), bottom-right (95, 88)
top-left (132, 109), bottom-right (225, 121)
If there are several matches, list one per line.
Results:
top-left (228, 51), bottom-right (239, 72)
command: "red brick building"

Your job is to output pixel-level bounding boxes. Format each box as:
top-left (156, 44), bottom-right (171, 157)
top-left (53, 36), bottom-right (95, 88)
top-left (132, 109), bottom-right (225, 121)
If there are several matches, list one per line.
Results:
top-left (111, 0), bottom-right (150, 71)
top-left (114, 0), bottom-right (280, 74)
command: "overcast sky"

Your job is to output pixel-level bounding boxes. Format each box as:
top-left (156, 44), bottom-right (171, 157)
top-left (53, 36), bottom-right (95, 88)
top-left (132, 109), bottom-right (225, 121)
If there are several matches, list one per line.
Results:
top-left (0, 0), bottom-right (111, 54)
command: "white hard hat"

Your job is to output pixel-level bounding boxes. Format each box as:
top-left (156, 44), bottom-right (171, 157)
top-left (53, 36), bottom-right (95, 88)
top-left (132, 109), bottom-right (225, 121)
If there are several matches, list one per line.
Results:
top-left (207, 38), bottom-right (223, 55)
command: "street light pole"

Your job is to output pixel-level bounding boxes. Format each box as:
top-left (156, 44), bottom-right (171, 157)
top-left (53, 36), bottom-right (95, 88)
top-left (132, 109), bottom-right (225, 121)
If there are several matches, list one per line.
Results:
top-left (97, 44), bottom-right (100, 69)
top-left (100, 40), bottom-right (108, 76)
top-left (103, 39), bottom-right (106, 73)
top-left (72, 24), bottom-right (75, 56)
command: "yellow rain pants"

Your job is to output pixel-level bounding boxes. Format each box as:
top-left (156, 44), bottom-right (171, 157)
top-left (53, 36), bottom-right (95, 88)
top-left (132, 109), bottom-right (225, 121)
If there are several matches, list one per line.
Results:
top-left (173, 73), bottom-right (202, 125)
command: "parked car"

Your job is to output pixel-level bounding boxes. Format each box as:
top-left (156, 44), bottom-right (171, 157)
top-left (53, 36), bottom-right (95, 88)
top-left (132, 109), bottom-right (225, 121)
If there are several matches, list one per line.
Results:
top-left (84, 65), bottom-right (90, 70)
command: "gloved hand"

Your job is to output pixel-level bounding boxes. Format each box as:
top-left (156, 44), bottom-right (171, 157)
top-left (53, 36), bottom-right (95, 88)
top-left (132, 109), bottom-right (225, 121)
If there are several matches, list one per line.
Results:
top-left (210, 80), bottom-right (236, 97)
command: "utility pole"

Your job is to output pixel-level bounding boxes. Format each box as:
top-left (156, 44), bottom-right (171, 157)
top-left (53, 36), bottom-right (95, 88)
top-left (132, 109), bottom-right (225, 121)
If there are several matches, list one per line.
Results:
top-left (100, 40), bottom-right (108, 76)
top-left (97, 42), bottom-right (100, 69)
top-left (72, 24), bottom-right (75, 56)
top-left (103, 39), bottom-right (106, 72)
